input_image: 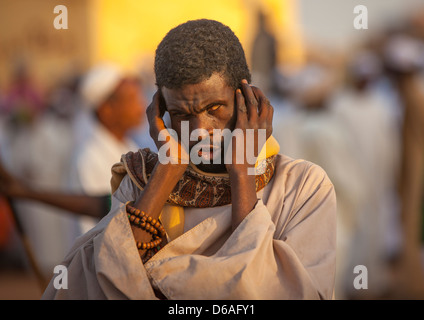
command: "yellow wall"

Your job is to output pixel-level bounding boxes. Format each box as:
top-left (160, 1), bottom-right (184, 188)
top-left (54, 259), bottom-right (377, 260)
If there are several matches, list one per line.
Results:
top-left (0, 0), bottom-right (91, 91)
top-left (92, 0), bottom-right (305, 73)
top-left (0, 0), bottom-right (304, 90)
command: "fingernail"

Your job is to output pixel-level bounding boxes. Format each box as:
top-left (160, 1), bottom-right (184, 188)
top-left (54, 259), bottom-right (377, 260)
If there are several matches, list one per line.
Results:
top-left (241, 79), bottom-right (248, 84)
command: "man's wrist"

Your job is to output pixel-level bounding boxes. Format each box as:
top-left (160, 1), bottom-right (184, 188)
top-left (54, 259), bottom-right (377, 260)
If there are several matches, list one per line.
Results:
top-left (133, 161), bottom-right (188, 217)
top-left (155, 161), bottom-right (188, 176)
top-left (227, 164), bottom-right (255, 178)
top-left (228, 165), bottom-right (257, 230)
top-left (228, 167), bottom-right (256, 189)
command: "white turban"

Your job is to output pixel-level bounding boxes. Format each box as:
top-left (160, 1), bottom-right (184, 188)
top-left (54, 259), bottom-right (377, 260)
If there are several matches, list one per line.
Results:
top-left (384, 35), bottom-right (424, 73)
top-left (80, 63), bottom-right (124, 109)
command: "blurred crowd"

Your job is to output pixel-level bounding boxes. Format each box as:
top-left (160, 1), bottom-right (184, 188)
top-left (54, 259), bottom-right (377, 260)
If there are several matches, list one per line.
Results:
top-left (263, 8), bottom-right (424, 299)
top-left (1, 7), bottom-right (424, 299)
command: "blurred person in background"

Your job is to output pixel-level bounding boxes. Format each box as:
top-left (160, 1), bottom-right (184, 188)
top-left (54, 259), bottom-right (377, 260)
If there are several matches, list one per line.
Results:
top-left (67, 64), bottom-right (147, 237)
top-left (0, 60), bottom-right (45, 122)
top-left (383, 31), bottom-right (424, 298)
top-left (0, 64), bottom-right (151, 276)
top-left (328, 50), bottom-right (403, 299)
top-left (0, 70), bottom-right (152, 222)
top-left (409, 6), bottom-right (424, 41)
top-left (251, 10), bottom-right (278, 97)
top-left (0, 61), bottom-right (46, 179)
top-left (0, 61), bottom-right (80, 275)
top-left (273, 60), bottom-right (367, 299)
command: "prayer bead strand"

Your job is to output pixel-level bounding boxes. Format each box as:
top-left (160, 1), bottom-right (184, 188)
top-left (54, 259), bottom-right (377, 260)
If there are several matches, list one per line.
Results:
top-left (126, 203), bottom-right (167, 263)
top-left (126, 205), bottom-right (166, 238)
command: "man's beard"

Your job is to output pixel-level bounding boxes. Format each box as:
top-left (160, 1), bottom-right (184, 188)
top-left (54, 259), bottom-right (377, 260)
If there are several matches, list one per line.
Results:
top-left (189, 138), bottom-right (228, 173)
top-left (194, 145), bottom-right (227, 173)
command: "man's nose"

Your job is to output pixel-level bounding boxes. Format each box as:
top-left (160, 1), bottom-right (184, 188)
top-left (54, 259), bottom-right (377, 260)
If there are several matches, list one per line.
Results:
top-left (190, 114), bottom-right (214, 134)
top-left (189, 115), bottom-right (213, 144)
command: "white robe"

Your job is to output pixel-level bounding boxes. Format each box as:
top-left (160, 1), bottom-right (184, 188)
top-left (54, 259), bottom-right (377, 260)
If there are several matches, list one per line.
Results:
top-left (42, 154), bottom-right (336, 300)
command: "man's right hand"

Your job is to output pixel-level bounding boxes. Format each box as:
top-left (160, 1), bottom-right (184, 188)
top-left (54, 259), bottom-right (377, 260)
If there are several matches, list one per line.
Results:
top-left (131, 91), bottom-right (190, 244)
top-left (146, 91), bottom-right (189, 166)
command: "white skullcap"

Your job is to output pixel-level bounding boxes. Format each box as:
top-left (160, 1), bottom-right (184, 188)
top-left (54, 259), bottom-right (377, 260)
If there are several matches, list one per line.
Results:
top-left (384, 35), bottom-right (424, 72)
top-left (285, 63), bottom-right (335, 106)
top-left (80, 63), bottom-right (123, 109)
top-left (288, 64), bottom-right (333, 95)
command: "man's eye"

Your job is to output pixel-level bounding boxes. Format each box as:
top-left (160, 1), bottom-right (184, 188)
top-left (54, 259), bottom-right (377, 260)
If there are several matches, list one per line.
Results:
top-left (208, 105), bottom-right (222, 112)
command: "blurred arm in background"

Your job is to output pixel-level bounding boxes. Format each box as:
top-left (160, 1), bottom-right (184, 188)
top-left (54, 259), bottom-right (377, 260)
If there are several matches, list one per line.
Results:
top-left (0, 160), bottom-right (110, 219)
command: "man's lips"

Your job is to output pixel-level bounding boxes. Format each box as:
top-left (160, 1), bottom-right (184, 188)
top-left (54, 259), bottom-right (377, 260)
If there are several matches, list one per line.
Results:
top-left (193, 144), bottom-right (221, 160)
top-left (197, 145), bottom-right (218, 153)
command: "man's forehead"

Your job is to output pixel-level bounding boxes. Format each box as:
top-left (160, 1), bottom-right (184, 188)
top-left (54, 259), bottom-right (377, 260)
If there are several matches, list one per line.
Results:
top-left (162, 74), bottom-right (233, 112)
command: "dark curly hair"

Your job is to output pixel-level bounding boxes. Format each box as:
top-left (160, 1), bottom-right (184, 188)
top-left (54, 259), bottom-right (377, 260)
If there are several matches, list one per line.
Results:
top-left (154, 19), bottom-right (251, 90)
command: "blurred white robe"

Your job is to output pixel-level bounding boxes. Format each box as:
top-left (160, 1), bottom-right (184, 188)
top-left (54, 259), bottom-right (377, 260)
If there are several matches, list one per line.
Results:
top-left (273, 107), bottom-right (366, 299)
top-left (1, 114), bottom-right (78, 274)
top-left (68, 119), bottom-right (138, 235)
top-left (330, 88), bottom-right (402, 297)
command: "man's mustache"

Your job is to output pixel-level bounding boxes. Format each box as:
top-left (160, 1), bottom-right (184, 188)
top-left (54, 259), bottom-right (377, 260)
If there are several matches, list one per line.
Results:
top-left (188, 136), bottom-right (227, 151)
